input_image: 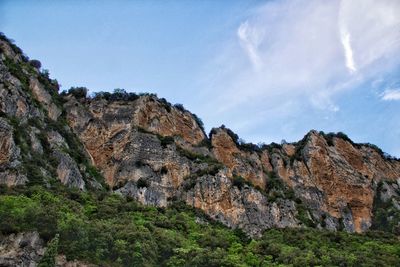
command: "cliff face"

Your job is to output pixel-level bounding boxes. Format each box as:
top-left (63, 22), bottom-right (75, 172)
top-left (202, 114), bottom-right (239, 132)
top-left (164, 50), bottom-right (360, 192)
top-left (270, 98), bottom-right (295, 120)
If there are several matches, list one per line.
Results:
top-left (209, 128), bottom-right (400, 233)
top-left (64, 93), bottom-right (400, 235)
top-left (0, 232), bottom-right (96, 267)
top-left (0, 36), bottom-right (101, 191)
top-left (1, 34), bottom-right (400, 237)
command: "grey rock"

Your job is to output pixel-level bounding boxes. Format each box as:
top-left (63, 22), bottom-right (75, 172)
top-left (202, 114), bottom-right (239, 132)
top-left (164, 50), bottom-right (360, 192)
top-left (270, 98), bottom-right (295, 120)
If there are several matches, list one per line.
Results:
top-left (52, 150), bottom-right (85, 190)
top-left (0, 231), bottom-right (44, 267)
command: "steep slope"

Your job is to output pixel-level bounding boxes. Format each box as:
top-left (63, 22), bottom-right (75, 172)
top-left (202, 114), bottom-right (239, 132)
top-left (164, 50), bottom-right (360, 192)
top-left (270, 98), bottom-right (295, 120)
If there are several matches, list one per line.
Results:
top-left (1, 33), bottom-right (400, 238)
top-left (63, 93), bottom-right (299, 236)
top-left (0, 34), bottom-right (103, 191)
top-left (64, 92), bottom-right (400, 235)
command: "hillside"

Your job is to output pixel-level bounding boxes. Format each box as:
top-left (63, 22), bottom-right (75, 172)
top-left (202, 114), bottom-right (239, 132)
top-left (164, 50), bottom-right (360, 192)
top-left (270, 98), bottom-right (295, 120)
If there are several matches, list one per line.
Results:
top-left (0, 33), bottom-right (400, 266)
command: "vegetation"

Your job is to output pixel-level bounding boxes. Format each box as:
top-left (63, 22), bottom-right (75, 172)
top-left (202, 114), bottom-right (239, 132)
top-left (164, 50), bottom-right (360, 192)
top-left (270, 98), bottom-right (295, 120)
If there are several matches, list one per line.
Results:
top-left (67, 87), bottom-right (88, 99)
top-left (2, 32), bottom-right (400, 266)
top-left (232, 175), bottom-right (250, 190)
top-left (176, 146), bottom-right (220, 165)
top-left (38, 234), bottom-right (59, 267)
top-left (371, 181), bottom-right (400, 234)
top-left (0, 184), bottom-right (399, 266)
top-left (29, 59), bottom-right (42, 69)
top-left (91, 88), bottom-right (140, 102)
top-left (0, 32), bottom-right (27, 60)
top-left (319, 131), bottom-right (399, 161)
top-left (137, 178), bottom-right (150, 188)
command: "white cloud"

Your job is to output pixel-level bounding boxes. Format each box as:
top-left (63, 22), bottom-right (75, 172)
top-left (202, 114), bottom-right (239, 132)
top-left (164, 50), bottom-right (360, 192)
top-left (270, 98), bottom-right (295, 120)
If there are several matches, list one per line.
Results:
top-left (340, 31), bottom-right (357, 73)
top-left (237, 21), bottom-right (263, 70)
top-left (381, 89), bottom-right (400, 101)
top-left (197, 0), bottom-right (400, 134)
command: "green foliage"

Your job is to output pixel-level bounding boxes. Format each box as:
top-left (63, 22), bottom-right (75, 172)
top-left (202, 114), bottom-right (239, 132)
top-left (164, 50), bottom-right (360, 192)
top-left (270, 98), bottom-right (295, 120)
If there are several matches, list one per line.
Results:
top-left (0, 185), bottom-right (399, 266)
top-left (371, 181), bottom-right (400, 233)
top-left (38, 234), bottom-right (59, 267)
top-left (29, 59), bottom-right (42, 69)
top-left (173, 103), bottom-right (186, 112)
top-left (176, 146), bottom-right (220, 166)
top-left (264, 171), bottom-right (297, 204)
top-left (137, 178), bottom-right (150, 188)
top-left (182, 175), bottom-right (197, 191)
top-left (159, 135), bottom-right (175, 148)
top-left (296, 204), bottom-right (316, 227)
top-left (192, 113), bottom-right (205, 134)
top-left (67, 87), bottom-right (88, 99)
top-left (0, 32), bottom-right (25, 56)
top-left (319, 131), bottom-right (399, 161)
top-left (92, 89), bottom-right (139, 101)
top-left (232, 175), bottom-right (249, 190)
top-left (195, 138), bottom-right (212, 149)
top-left (289, 133), bottom-right (309, 163)
top-left (3, 57), bottom-right (30, 89)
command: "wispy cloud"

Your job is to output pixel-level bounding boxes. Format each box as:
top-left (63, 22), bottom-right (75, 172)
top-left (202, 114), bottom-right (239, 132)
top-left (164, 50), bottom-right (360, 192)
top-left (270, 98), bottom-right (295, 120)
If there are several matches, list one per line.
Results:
top-left (381, 89), bottom-right (400, 101)
top-left (198, 0), bottom-right (400, 135)
top-left (340, 31), bottom-right (357, 73)
top-left (338, 0), bottom-right (356, 73)
top-left (237, 21), bottom-right (263, 70)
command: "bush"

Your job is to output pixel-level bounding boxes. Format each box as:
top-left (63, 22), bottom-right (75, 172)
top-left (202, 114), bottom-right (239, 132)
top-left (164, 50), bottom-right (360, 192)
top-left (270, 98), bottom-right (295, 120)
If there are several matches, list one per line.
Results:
top-left (232, 175), bottom-right (247, 189)
top-left (29, 59), bottom-right (42, 69)
top-left (159, 135), bottom-right (174, 148)
top-left (192, 113), bottom-right (205, 133)
top-left (0, 185), bottom-right (399, 266)
top-left (91, 90), bottom-right (139, 102)
top-left (173, 103), bottom-right (186, 112)
top-left (68, 87), bottom-right (88, 99)
top-left (38, 234), bottom-right (59, 267)
top-left (137, 178), bottom-right (149, 188)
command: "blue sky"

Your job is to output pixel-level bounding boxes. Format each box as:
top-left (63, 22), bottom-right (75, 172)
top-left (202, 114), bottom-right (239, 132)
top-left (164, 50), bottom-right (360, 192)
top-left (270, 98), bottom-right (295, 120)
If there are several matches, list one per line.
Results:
top-left (1, 0), bottom-right (399, 157)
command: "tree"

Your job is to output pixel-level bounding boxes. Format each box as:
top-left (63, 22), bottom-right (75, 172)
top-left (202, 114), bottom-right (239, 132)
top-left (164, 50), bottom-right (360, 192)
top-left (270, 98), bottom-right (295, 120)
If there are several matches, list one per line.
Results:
top-left (29, 59), bottom-right (42, 69)
top-left (68, 87), bottom-right (88, 99)
top-left (38, 234), bottom-right (59, 267)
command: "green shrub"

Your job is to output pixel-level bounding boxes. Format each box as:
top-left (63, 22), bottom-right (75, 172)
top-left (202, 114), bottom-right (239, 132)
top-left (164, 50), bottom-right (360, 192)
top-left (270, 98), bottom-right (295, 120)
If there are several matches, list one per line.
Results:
top-left (159, 135), bottom-right (174, 148)
top-left (0, 184), bottom-right (399, 266)
top-left (232, 175), bottom-right (248, 190)
top-left (38, 234), bottom-right (59, 267)
top-left (137, 178), bottom-right (149, 188)
top-left (67, 87), bottom-right (88, 99)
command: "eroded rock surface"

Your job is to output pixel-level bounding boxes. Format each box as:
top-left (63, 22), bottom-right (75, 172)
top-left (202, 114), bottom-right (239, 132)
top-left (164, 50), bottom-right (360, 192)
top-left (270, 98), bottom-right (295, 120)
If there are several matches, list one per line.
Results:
top-left (0, 232), bottom-right (44, 267)
top-left (1, 34), bottom-right (400, 237)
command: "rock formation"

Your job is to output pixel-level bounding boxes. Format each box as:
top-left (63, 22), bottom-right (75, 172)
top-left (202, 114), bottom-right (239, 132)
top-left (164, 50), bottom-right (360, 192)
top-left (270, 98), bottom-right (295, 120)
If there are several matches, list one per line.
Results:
top-left (1, 33), bottom-right (400, 241)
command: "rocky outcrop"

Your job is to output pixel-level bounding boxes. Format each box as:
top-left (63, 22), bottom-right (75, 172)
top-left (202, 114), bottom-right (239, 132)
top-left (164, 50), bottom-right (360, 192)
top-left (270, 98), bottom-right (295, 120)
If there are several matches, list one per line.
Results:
top-left (63, 92), bottom-right (400, 235)
top-left (0, 232), bottom-right (97, 267)
top-left (63, 95), bottom-right (206, 187)
top-left (0, 117), bottom-right (27, 186)
top-left (0, 232), bottom-right (44, 267)
top-left (0, 36), bottom-right (96, 190)
top-left (52, 150), bottom-right (85, 190)
top-left (29, 78), bottom-right (61, 121)
top-left (184, 173), bottom-right (298, 237)
top-left (132, 97), bottom-right (206, 145)
top-left (63, 96), bottom-right (302, 236)
top-left (1, 33), bottom-right (400, 236)
top-left (210, 127), bottom-right (269, 189)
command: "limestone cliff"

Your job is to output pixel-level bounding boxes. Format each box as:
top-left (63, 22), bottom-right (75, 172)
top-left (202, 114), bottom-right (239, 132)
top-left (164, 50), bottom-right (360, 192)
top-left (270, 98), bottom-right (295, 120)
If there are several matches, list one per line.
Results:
top-left (1, 33), bottom-right (400, 238)
top-left (0, 34), bottom-right (102, 191)
top-left (0, 232), bottom-right (96, 267)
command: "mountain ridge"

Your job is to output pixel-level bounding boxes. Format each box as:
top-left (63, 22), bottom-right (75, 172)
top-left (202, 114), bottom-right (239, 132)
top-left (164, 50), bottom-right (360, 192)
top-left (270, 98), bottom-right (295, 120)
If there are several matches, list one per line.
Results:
top-left (1, 32), bottom-right (400, 266)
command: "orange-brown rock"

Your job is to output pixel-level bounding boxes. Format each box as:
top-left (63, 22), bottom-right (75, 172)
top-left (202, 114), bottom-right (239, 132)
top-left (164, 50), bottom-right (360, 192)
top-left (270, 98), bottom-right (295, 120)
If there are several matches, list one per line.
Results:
top-left (2, 34), bottom-right (400, 236)
top-left (210, 127), bottom-right (267, 189)
top-left (64, 95), bottom-right (204, 187)
top-left (266, 131), bottom-right (400, 232)
top-left (133, 96), bottom-right (206, 145)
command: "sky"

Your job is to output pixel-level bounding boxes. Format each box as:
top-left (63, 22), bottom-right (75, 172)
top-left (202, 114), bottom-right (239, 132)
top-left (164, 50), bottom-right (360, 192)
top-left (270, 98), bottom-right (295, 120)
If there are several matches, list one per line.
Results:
top-left (1, 0), bottom-right (399, 157)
